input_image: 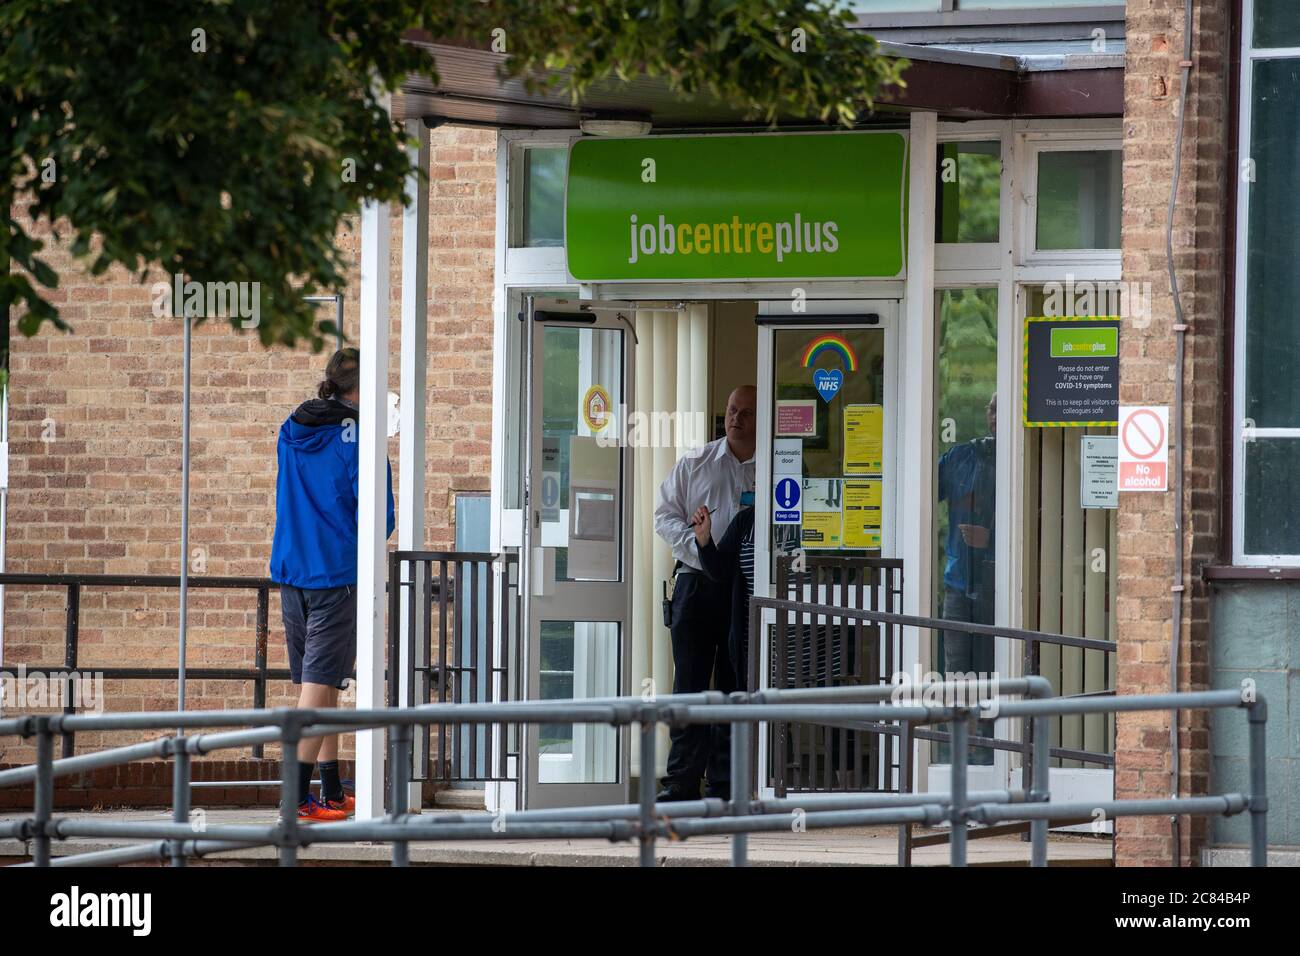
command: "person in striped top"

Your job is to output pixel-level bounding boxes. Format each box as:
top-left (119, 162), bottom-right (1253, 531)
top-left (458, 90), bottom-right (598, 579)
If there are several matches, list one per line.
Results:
top-left (692, 501), bottom-right (756, 690)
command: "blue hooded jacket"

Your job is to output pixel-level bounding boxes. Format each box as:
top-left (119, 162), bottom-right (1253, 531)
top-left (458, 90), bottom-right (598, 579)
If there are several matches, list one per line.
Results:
top-left (270, 397), bottom-right (395, 589)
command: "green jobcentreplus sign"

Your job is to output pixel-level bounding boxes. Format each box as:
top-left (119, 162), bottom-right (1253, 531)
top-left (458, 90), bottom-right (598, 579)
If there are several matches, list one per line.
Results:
top-left (1049, 326), bottom-right (1119, 359)
top-left (564, 132), bottom-right (909, 282)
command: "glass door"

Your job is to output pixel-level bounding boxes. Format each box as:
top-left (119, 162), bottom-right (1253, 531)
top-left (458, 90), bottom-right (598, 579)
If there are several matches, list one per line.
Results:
top-left (523, 304), bottom-right (632, 808)
top-left (752, 300), bottom-right (903, 796)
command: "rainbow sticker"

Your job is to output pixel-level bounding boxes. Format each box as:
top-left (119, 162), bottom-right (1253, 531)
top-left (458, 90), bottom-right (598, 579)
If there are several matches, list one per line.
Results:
top-left (800, 334), bottom-right (858, 372)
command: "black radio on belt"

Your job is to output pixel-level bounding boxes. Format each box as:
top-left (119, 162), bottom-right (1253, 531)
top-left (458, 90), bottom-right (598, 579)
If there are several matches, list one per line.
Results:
top-left (661, 579), bottom-right (672, 628)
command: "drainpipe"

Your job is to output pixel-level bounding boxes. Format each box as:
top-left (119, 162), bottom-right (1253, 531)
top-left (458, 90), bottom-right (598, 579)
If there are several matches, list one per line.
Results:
top-left (1165, 0), bottom-right (1195, 867)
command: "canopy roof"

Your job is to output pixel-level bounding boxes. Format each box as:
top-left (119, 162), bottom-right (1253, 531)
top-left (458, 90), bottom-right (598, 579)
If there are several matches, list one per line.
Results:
top-left (396, 32), bottom-right (1123, 130)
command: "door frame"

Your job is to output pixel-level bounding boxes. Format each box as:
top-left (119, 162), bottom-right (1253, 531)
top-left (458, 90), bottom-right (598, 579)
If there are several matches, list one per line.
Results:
top-left (751, 298), bottom-right (907, 800)
top-left (521, 302), bottom-right (635, 809)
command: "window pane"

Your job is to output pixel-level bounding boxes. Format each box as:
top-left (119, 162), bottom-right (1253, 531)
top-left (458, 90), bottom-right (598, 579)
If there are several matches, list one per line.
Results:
top-left (1244, 439), bottom-right (1300, 555)
top-left (936, 142), bottom-right (1001, 244)
top-left (537, 621), bottom-right (619, 784)
top-left (932, 288), bottom-right (998, 765)
top-left (844, 1), bottom-right (942, 11)
top-left (523, 148), bottom-right (566, 248)
top-left (961, 0), bottom-right (1122, 8)
top-left (1254, 0), bottom-right (1300, 49)
top-left (1035, 150), bottom-right (1121, 250)
top-left (540, 325), bottom-right (624, 581)
top-left (770, 327), bottom-right (887, 563)
top-left (1244, 58), bottom-right (1300, 427)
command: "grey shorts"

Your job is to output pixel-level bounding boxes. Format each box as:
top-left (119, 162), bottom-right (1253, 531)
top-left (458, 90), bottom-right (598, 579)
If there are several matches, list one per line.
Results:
top-left (280, 584), bottom-right (357, 689)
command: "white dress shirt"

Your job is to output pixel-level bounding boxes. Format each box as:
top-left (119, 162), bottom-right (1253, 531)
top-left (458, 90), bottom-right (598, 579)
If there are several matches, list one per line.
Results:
top-left (654, 436), bottom-right (756, 573)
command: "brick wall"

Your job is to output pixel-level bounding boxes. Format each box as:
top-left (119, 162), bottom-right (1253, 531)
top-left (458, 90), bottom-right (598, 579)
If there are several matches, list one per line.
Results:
top-left (1, 125), bottom-right (498, 765)
top-left (1115, 0), bottom-right (1231, 866)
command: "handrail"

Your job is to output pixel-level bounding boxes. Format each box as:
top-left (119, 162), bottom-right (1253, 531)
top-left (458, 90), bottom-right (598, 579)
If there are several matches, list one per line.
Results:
top-left (0, 683), bottom-right (1268, 869)
top-left (0, 572), bottom-right (273, 588)
top-left (754, 594), bottom-right (1116, 654)
top-left (748, 592), bottom-right (1118, 783)
top-left (0, 563), bottom-right (463, 763)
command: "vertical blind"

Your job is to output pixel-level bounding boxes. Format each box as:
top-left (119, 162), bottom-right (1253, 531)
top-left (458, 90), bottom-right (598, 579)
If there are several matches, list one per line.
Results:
top-left (629, 304), bottom-right (709, 773)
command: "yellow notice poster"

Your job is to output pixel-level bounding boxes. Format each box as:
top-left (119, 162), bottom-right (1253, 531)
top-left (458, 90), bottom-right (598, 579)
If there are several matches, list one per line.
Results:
top-left (801, 479), bottom-right (842, 550)
top-left (844, 404), bottom-right (884, 475)
top-left (802, 511), bottom-right (842, 549)
top-left (843, 479), bottom-right (883, 549)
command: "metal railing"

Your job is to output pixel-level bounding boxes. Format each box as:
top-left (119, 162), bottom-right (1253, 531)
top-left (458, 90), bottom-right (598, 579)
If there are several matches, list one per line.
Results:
top-left (386, 551), bottom-right (520, 785)
top-left (0, 556), bottom-right (517, 775)
top-left (0, 572), bottom-right (281, 759)
top-left (755, 566), bottom-right (1119, 801)
top-left (768, 556), bottom-right (905, 794)
top-left (0, 679), bottom-right (1269, 868)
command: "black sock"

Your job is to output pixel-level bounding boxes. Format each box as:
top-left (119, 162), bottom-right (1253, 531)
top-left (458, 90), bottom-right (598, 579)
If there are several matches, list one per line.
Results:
top-left (319, 761), bottom-right (343, 802)
top-left (298, 762), bottom-right (316, 806)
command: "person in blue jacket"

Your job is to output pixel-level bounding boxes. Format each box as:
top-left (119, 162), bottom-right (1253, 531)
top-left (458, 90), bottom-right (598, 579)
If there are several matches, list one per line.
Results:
top-left (270, 347), bottom-right (394, 821)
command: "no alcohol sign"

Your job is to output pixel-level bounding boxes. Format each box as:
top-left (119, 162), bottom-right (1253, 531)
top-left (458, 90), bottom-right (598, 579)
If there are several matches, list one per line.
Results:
top-left (1118, 405), bottom-right (1168, 492)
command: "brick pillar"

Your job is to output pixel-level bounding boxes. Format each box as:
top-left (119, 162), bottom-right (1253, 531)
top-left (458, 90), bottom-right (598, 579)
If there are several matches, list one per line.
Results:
top-left (1115, 0), bottom-right (1230, 866)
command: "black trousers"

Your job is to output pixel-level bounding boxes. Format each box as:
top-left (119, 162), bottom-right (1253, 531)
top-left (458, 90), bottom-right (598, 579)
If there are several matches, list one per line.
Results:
top-left (664, 570), bottom-right (737, 794)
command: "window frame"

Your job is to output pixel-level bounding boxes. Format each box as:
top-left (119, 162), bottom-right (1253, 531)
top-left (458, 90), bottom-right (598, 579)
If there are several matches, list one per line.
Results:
top-left (1231, 0), bottom-right (1300, 565)
top-left (935, 128), bottom-right (1004, 271)
top-left (851, 1), bottom-right (1124, 30)
top-left (1018, 135), bottom-right (1123, 266)
top-left (504, 130), bottom-right (580, 274)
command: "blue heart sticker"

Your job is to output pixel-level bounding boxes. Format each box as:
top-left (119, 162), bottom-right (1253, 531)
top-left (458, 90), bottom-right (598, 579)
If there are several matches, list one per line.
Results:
top-left (813, 368), bottom-right (843, 403)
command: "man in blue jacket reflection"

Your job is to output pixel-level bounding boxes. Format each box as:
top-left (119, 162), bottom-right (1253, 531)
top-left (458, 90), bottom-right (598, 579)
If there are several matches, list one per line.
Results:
top-left (937, 393), bottom-right (997, 762)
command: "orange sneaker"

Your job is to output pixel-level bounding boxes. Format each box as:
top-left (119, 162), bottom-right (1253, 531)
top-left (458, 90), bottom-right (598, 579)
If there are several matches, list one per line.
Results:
top-left (324, 793), bottom-right (355, 815)
top-left (298, 794), bottom-right (348, 823)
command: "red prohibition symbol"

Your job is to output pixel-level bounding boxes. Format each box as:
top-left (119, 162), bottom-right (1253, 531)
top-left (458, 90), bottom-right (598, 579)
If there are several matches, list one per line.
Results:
top-left (1122, 409), bottom-right (1165, 460)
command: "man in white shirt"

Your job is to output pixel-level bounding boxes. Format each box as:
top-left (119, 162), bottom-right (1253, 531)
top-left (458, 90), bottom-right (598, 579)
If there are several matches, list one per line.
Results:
top-left (653, 385), bottom-right (756, 801)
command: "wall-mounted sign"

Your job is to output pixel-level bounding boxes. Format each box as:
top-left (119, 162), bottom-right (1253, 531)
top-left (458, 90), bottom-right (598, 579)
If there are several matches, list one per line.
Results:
top-left (775, 400), bottom-right (817, 437)
top-left (1080, 435), bottom-right (1118, 509)
top-left (813, 369), bottom-right (843, 403)
top-left (801, 478), bottom-right (843, 549)
top-left (774, 477), bottom-right (802, 525)
top-left (540, 438), bottom-right (561, 524)
top-left (804, 333), bottom-right (855, 404)
top-left (843, 404), bottom-right (884, 475)
top-left (565, 133), bottom-right (908, 282)
top-left (843, 478), bottom-right (882, 549)
top-left (582, 384), bottom-right (611, 432)
top-left (773, 438), bottom-right (802, 478)
top-left (1118, 405), bottom-right (1168, 492)
top-left (1023, 317), bottom-right (1120, 427)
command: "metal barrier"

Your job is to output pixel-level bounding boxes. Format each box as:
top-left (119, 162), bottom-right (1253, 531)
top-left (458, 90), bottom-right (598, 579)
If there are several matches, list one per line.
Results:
top-left (751, 586), bottom-right (1118, 796)
top-left (0, 679), bottom-right (1268, 868)
top-left (386, 551), bottom-right (520, 785)
top-left (0, 572), bottom-right (281, 759)
top-left (0, 558), bottom-right (518, 776)
top-left (769, 556), bottom-right (905, 794)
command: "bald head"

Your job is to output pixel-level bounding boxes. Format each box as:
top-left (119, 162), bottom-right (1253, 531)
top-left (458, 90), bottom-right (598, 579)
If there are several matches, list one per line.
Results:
top-left (725, 385), bottom-right (757, 460)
